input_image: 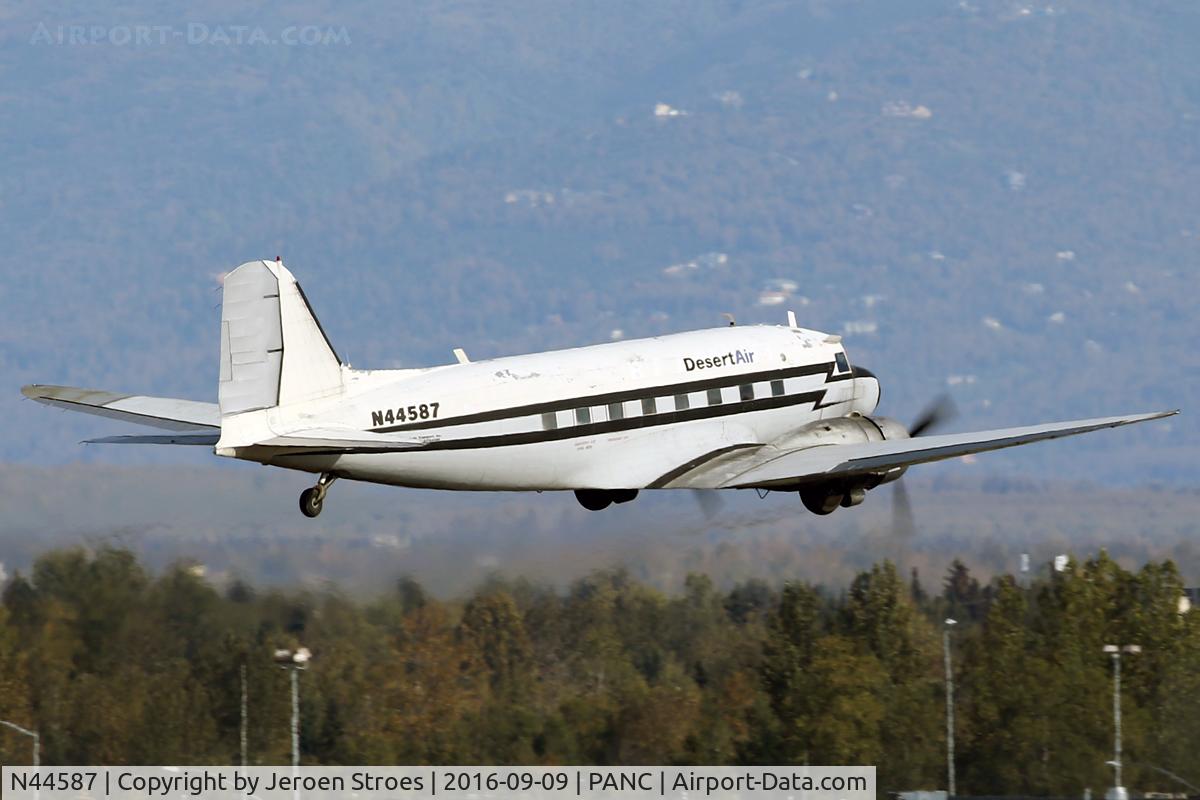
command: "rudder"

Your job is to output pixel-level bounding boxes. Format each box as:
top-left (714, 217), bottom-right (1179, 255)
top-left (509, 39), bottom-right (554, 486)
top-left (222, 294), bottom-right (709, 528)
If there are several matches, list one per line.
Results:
top-left (219, 259), bottom-right (343, 416)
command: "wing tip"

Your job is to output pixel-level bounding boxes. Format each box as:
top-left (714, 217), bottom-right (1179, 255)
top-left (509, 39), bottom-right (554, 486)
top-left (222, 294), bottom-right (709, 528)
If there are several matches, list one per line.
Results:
top-left (20, 384), bottom-right (73, 403)
top-left (1110, 409), bottom-right (1178, 424)
top-left (18, 384), bottom-right (131, 406)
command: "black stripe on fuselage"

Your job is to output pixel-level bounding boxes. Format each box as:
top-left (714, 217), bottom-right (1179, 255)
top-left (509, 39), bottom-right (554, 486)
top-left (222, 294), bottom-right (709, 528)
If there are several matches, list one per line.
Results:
top-left (425, 388), bottom-right (830, 450)
top-left (272, 387), bottom-right (842, 459)
top-left (370, 360), bottom-right (847, 434)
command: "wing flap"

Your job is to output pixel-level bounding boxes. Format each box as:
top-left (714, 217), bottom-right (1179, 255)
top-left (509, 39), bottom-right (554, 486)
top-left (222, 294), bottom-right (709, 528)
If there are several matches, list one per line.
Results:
top-left (256, 428), bottom-right (422, 452)
top-left (21, 384), bottom-right (219, 431)
top-left (717, 410), bottom-right (1178, 489)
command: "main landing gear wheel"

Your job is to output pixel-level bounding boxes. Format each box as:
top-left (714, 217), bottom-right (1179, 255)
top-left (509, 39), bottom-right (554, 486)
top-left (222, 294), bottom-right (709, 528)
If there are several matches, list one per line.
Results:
top-left (299, 473), bottom-right (337, 518)
top-left (800, 488), bottom-right (843, 515)
top-left (574, 489), bottom-right (639, 511)
top-left (575, 489), bottom-right (612, 511)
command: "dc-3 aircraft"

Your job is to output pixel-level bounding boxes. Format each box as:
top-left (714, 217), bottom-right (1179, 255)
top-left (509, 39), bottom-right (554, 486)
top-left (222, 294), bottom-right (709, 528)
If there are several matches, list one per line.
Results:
top-left (22, 259), bottom-right (1177, 519)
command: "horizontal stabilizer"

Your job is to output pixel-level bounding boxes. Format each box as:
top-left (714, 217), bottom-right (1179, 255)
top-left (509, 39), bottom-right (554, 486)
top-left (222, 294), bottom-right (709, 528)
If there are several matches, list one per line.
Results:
top-left (85, 433), bottom-right (220, 445)
top-left (21, 385), bottom-right (219, 431)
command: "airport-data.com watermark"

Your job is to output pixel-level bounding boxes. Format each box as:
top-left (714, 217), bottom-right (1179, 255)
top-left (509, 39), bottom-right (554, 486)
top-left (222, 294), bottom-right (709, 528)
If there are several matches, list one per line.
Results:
top-left (29, 22), bottom-right (351, 47)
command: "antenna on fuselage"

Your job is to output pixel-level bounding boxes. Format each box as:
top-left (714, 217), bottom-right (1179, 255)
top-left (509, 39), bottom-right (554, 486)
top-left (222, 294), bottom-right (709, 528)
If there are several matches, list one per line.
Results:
top-left (453, 348), bottom-right (471, 364)
top-left (721, 313), bottom-right (736, 327)
top-left (787, 310), bottom-right (798, 328)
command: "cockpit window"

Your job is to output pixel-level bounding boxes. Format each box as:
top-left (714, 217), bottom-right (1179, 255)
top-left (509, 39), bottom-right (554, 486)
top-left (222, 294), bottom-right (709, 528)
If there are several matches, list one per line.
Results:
top-left (835, 352), bottom-right (850, 373)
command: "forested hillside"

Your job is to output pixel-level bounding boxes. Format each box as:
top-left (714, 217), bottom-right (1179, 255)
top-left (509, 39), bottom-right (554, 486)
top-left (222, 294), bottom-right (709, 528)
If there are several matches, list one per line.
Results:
top-left (2, 0), bottom-right (1196, 480)
top-left (1, 547), bottom-right (1198, 793)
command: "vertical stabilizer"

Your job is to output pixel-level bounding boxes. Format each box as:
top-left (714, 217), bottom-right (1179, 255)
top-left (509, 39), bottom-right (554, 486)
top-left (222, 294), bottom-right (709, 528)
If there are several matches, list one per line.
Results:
top-left (219, 260), bottom-right (343, 416)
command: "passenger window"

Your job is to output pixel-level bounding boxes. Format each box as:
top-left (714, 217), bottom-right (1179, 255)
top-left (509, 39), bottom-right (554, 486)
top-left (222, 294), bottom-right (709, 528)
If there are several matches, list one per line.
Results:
top-left (575, 407), bottom-right (591, 425)
top-left (675, 393), bottom-right (690, 411)
top-left (835, 352), bottom-right (850, 373)
top-left (771, 379), bottom-right (785, 397)
top-left (608, 401), bottom-right (624, 421)
top-left (739, 384), bottom-right (754, 402)
top-left (642, 397), bottom-right (657, 415)
top-left (707, 387), bottom-right (723, 405)
top-left (541, 411), bottom-right (558, 431)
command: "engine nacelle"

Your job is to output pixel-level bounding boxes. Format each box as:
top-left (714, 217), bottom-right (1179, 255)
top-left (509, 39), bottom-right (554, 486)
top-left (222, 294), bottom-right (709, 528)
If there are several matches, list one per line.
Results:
top-left (774, 415), bottom-right (910, 512)
top-left (774, 414), bottom-right (908, 450)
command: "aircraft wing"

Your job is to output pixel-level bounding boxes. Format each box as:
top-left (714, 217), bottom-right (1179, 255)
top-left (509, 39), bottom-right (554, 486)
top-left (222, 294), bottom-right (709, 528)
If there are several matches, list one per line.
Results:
top-left (664, 410), bottom-right (1177, 489)
top-left (21, 384), bottom-right (219, 431)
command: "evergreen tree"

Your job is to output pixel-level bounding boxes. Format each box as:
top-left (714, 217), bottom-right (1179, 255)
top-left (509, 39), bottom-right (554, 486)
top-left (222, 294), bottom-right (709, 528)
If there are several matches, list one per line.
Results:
top-left (0, 543), bottom-right (1194, 786)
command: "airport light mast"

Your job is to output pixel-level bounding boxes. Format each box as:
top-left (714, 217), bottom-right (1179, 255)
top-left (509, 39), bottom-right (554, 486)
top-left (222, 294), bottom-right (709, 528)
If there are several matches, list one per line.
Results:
top-left (1103, 644), bottom-right (1141, 800)
top-left (240, 661), bottom-right (248, 767)
top-left (943, 619), bottom-right (957, 797)
top-left (274, 646), bottom-right (311, 800)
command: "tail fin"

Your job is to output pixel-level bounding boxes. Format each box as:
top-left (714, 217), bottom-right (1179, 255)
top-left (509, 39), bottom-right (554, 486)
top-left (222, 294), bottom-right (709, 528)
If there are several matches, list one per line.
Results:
top-left (219, 260), bottom-right (343, 415)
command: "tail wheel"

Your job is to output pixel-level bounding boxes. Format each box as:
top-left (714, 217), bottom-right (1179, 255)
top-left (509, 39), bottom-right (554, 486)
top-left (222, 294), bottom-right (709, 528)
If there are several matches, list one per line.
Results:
top-left (800, 488), bottom-right (843, 515)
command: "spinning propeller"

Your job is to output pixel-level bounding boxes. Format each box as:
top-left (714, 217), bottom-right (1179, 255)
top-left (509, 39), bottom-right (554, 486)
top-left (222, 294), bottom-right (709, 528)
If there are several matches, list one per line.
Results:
top-left (891, 394), bottom-right (958, 548)
top-left (692, 488), bottom-right (725, 519)
top-left (690, 394), bottom-right (959, 528)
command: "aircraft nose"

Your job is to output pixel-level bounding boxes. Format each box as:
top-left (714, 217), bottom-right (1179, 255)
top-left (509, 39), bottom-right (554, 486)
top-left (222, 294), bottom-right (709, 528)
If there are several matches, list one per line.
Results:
top-left (852, 365), bottom-right (877, 381)
top-left (851, 364), bottom-right (881, 412)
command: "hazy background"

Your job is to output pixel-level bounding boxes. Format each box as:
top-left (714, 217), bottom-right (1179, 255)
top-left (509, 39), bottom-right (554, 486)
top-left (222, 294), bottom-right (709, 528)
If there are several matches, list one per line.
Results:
top-left (1, 0), bottom-right (1196, 591)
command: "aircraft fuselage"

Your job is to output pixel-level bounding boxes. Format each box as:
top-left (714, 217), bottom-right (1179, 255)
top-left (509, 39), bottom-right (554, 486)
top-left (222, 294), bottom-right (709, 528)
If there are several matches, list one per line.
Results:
top-left (222, 324), bottom-right (880, 491)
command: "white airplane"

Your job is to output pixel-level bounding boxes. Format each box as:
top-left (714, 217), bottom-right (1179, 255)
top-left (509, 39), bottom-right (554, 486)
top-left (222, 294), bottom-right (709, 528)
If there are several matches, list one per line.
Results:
top-left (22, 259), bottom-right (1177, 519)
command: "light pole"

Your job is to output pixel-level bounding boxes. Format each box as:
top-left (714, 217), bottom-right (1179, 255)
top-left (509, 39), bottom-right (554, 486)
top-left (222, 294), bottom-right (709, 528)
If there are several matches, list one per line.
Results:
top-left (1, 719), bottom-right (40, 800)
top-left (274, 647), bottom-right (311, 800)
top-left (1103, 644), bottom-right (1142, 800)
top-left (943, 618), bottom-right (957, 798)
top-left (240, 661), bottom-right (248, 768)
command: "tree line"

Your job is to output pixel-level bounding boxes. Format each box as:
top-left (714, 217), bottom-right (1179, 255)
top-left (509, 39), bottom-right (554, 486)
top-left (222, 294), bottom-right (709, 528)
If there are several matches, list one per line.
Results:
top-left (0, 546), bottom-right (1197, 795)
